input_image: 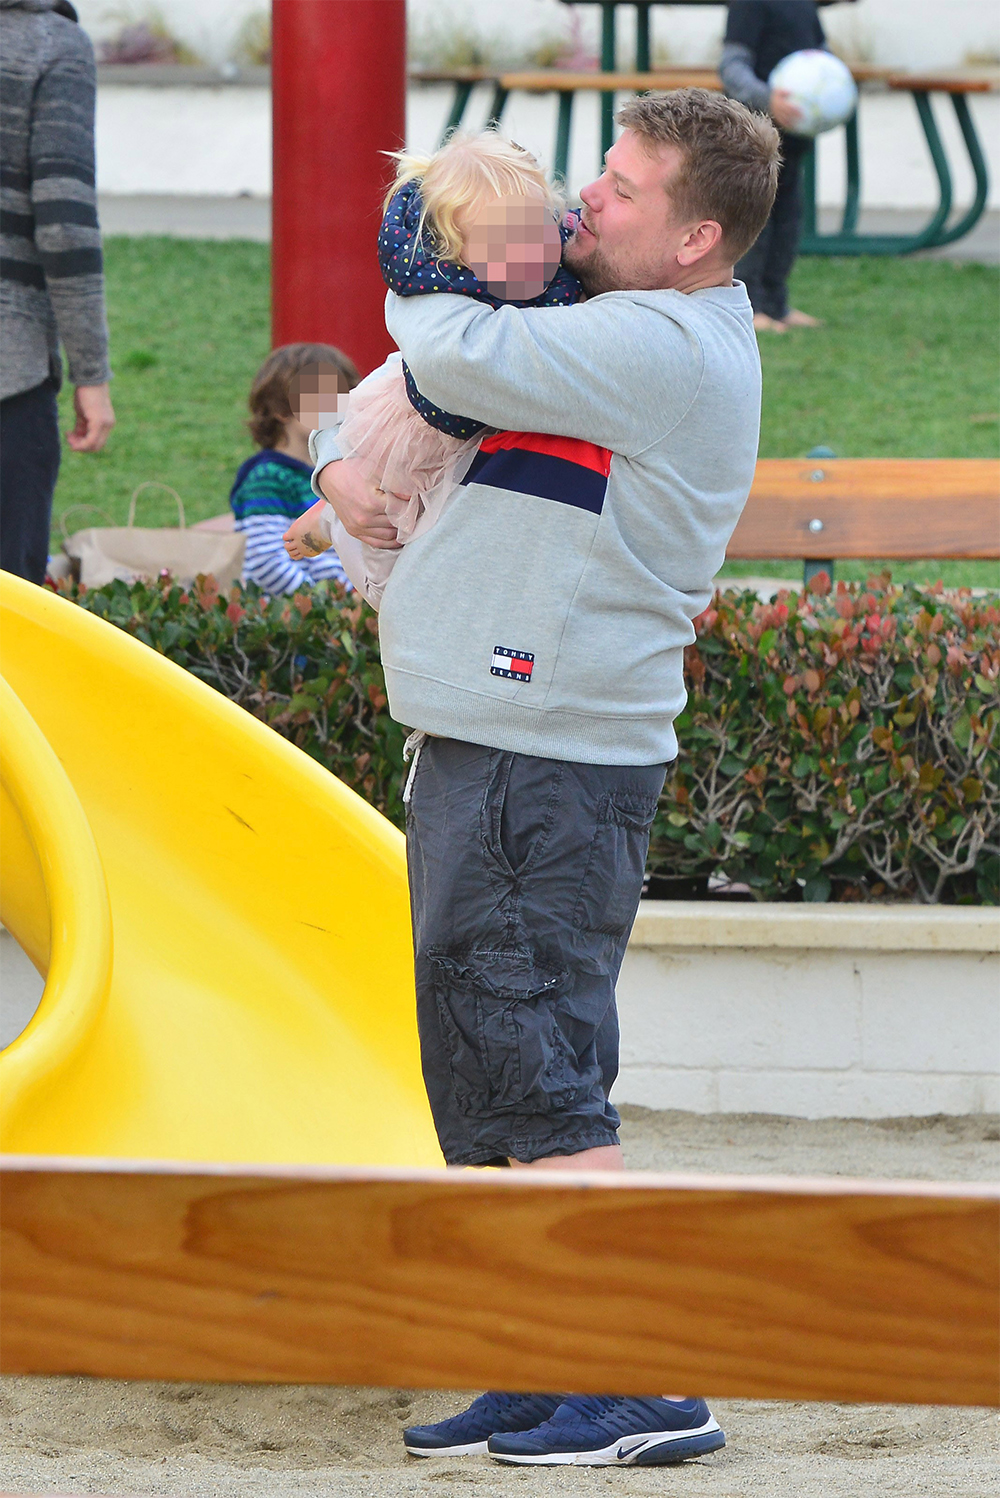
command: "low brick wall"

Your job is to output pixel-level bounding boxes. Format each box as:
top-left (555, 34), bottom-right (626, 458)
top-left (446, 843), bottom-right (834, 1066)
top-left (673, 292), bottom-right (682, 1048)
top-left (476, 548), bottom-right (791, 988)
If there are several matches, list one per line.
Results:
top-left (614, 903), bottom-right (1000, 1118)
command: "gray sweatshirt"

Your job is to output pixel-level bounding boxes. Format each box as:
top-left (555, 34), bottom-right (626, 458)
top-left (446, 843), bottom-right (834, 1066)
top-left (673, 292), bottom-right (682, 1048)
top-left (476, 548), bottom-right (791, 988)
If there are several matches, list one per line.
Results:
top-left (313, 281), bottom-right (761, 767)
top-left (0, 0), bottom-right (111, 399)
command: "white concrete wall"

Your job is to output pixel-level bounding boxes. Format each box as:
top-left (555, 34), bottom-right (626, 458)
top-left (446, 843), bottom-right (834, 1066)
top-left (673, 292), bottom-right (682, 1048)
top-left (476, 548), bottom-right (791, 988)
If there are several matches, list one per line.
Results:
top-left (613, 904), bottom-right (1000, 1119)
top-left (94, 81), bottom-right (1000, 209)
top-left (74, 0), bottom-right (1000, 73)
top-left (96, 86), bottom-right (272, 197)
top-left (6, 910), bottom-right (997, 1118)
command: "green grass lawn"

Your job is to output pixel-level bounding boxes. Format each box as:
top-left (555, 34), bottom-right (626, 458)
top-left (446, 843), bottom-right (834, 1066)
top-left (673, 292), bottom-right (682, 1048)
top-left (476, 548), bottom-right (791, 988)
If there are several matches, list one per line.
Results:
top-left (54, 238), bottom-right (271, 535)
top-left (55, 240), bottom-right (999, 588)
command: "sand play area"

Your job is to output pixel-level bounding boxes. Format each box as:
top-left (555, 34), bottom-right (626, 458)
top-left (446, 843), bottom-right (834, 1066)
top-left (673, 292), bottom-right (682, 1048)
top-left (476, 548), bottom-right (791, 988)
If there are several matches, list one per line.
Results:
top-left (2, 1107), bottom-right (997, 1498)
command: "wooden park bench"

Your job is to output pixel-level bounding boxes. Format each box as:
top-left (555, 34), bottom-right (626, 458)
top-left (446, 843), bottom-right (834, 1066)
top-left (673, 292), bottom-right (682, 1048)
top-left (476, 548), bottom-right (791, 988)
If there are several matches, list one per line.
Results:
top-left (728, 457), bottom-right (1000, 584)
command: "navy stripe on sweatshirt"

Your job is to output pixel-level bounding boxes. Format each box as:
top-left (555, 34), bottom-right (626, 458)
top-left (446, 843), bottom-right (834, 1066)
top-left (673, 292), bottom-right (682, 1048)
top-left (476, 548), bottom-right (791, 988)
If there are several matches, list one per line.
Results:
top-left (461, 447), bottom-right (608, 516)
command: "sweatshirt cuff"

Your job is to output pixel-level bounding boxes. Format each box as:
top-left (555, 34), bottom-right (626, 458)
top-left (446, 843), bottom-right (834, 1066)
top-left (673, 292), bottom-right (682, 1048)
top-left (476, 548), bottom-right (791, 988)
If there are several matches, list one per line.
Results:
top-left (309, 423), bottom-right (345, 499)
top-left (64, 356), bottom-right (113, 388)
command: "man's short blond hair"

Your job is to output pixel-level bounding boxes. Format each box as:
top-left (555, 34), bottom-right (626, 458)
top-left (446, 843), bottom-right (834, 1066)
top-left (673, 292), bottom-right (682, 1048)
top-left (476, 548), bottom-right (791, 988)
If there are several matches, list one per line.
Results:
top-left (386, 131), bottom-right (564, 263)
top-left (616, 89), bottom-right (780, 263)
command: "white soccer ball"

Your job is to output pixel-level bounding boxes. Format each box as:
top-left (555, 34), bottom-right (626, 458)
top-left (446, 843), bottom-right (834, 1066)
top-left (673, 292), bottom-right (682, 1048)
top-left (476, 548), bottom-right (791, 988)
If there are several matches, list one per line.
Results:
top-left (768, 49), bottom-right (858, 137)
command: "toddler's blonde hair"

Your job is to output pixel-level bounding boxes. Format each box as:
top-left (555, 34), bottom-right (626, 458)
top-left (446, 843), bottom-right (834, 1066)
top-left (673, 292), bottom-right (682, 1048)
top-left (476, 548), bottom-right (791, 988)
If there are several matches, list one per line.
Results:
top-left (386, 131), bottom-right (564, 263)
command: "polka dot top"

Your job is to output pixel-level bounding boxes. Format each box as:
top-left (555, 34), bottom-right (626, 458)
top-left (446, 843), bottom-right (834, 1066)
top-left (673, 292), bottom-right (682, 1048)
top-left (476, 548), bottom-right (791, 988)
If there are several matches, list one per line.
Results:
top-left (378, 180), bottom-right (583, 439)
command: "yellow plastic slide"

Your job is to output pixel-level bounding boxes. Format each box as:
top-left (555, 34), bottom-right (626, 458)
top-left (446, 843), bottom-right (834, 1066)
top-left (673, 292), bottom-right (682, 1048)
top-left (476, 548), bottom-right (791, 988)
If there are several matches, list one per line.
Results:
top-left (0, 572), bottom-right (442, 1168)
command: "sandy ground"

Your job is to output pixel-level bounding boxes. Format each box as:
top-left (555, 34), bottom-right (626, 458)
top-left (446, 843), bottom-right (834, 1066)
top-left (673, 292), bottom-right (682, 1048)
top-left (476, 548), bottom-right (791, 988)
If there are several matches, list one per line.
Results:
top-left (2, 1106), bottom-right (998, 1498)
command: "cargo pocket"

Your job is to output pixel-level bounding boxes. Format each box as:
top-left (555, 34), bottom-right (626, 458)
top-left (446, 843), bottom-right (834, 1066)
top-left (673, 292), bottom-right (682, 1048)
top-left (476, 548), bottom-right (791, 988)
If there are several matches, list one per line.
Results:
top-left (430, 949), bottom-right (580, 1117)
top-left (573, 792), bottom-right (659, 936)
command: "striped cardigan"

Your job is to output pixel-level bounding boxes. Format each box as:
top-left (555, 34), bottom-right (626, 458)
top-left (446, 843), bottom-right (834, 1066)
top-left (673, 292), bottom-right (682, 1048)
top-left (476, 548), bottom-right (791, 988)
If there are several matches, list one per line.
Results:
top-left (0, 0), bottom-right (111, 400)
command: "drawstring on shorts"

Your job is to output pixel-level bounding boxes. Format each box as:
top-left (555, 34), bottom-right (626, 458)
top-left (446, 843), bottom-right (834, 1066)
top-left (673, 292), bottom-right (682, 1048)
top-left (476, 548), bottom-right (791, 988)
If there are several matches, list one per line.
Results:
top-left (402, 729), bottom-right (427, 805)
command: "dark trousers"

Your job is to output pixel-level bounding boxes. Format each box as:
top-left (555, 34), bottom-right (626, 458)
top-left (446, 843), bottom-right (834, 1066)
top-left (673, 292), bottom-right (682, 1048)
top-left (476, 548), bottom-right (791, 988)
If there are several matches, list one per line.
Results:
top-left (0, 378), bottom-right (60, 584)
top-left (405, 737), bottom-right (666, 1166)
top-left (736, 132), bottom-right (810, 322)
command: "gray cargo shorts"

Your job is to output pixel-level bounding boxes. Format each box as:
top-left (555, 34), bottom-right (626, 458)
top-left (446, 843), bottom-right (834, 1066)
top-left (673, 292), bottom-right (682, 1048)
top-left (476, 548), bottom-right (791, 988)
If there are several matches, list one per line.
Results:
top-left (404, 737), bottom-right (666, 1167)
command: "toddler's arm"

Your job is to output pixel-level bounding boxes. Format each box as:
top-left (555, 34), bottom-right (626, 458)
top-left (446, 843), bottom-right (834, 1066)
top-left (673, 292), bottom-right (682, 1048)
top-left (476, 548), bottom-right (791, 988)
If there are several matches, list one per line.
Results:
top-left (284, 498), bottom-right (333, 559)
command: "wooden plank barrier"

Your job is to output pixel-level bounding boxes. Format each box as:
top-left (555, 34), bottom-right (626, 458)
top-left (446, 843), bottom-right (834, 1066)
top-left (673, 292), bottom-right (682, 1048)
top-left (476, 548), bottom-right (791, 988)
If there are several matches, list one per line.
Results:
top-left (729, 459), bottom-right (1000, 563)
top-left (1, 1157), bottom-right (996, 1405)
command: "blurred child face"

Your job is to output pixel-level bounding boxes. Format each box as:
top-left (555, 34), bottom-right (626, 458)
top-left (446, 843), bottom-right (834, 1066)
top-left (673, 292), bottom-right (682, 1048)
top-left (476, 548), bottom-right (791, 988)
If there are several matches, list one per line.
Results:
top-left (289, 361), bottom-right (352, 430)
top-left (461, 195), bottom-right (563, 300)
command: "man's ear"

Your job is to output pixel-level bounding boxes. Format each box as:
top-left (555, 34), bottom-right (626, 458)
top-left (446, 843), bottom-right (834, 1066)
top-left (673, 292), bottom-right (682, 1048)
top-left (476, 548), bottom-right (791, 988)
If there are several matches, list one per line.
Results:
top-left (676, 219), bottom-right (724, 267)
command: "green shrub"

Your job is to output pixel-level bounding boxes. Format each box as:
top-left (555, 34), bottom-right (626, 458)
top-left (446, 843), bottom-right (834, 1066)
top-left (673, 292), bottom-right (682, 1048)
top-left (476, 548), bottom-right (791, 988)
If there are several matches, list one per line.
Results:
top-left (58, 572), bottom-right (998, 904)
top-left (651, 575), bottom-right (998, 904)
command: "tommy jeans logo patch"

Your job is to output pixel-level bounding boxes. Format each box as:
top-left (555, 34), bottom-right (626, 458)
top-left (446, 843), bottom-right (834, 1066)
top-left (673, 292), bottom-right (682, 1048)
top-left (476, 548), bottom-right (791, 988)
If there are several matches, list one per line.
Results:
top-left (491, 646), bottom-right (534, 682)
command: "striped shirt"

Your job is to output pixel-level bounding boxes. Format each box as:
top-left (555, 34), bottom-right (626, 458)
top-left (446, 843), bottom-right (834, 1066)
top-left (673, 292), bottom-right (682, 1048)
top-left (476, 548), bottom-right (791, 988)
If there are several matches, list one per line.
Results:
top-left (0, 0), bottom-right (111, 399)
top-left (229, 449), bottom-right (349, 595)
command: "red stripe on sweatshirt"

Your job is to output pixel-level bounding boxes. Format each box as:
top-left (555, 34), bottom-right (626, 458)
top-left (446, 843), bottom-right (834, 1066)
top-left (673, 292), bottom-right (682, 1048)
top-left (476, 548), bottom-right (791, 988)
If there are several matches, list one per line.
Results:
top-left (479, 430), bottom-right (613, 478)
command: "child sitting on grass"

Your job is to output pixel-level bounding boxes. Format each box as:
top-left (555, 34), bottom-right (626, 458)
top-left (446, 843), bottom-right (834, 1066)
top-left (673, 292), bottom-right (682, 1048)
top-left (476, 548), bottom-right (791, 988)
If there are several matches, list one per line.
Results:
top-left (232, 343), bottom-right (358, 594)
top-left (282, 131), bottom-right (581, 607)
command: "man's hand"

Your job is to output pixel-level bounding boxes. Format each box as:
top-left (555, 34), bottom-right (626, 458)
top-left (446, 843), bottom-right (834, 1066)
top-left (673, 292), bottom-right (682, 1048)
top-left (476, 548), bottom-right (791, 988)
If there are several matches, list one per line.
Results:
top-left (317, 458), bottom-right (401, 549)
top-left (769, 88), bottom-right (804, 132)
top-left (67, 383), bottom-right (115, 453)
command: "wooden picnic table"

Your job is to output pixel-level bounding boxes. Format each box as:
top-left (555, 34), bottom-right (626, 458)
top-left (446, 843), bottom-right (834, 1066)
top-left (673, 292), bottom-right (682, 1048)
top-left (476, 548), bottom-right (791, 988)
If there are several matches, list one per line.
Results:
top-left (416, 48), bottom-right (993, 254)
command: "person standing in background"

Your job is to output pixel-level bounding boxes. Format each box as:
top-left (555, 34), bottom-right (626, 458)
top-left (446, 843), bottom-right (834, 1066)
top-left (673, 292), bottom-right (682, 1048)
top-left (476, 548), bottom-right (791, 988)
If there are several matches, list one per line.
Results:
top-left (1, 0), bottom-right (114, 584)
top-left (720, 0), bottom-right (854, 333)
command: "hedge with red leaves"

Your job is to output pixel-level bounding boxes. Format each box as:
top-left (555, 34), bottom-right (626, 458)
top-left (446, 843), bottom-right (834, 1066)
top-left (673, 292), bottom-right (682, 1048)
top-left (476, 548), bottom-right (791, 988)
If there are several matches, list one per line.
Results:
top-left (650, 574), bottom-right (999, 903)
top-left (61, 572), bottom-right (998, 903)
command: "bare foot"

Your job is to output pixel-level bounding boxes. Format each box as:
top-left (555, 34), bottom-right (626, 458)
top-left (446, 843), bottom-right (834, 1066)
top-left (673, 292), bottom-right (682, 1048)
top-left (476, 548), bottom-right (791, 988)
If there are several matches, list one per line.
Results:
top-left (284, 533), bottom-right (324, 560)
top-left (753, 312), bottom-right (786, 334)
top-left (782, 308), bottom-right (824, 328)
top-left (284, 498), bottom-right (333, 559)
top-left (283, 524), bottom-right (329, 559)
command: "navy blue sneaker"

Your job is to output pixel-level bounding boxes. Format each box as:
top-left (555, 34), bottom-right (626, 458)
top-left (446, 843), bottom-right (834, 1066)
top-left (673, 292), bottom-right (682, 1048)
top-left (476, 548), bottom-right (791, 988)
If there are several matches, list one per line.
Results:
top-left (487, 1394), bottom-right (725, 1466)
top-left (403, 1391), bottom-right (565, 1457)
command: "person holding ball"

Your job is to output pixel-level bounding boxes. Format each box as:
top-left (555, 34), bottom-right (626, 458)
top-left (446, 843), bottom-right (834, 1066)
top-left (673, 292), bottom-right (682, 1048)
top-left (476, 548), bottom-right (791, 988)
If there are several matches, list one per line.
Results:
top-left (719, 0), bottom-right (857, 332)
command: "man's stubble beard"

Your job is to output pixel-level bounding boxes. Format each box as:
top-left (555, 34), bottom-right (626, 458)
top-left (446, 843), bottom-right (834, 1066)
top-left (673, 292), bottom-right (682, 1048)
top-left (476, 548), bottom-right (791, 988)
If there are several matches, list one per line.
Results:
top-left (565, 231), bottom-right (667, 297)
top-left (565, 235), bottom-right (626, 298)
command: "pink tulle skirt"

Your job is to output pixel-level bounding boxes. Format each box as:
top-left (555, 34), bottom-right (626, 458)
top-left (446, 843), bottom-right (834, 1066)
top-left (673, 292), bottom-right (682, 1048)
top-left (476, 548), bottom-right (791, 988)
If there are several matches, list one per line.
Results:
top-left (337, 361), bottom-right (481, 544)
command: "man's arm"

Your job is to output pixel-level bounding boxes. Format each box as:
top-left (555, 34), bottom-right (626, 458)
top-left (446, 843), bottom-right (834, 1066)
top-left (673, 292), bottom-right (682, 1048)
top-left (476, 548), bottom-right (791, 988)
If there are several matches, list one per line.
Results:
top-left (385, 290), bottom-right (704, 458)
top-left (31, 24), bottom-right (113, 402)
top-left (309, 428), bottom-right (402, 550)
top-left (719, 42), bottom-right (771, 113)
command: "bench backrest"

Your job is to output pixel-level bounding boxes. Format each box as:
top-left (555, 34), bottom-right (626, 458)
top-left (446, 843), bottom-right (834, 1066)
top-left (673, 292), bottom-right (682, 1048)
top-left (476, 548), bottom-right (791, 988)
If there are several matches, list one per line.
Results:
top-left (728, 459), bottom-right (1000, 561)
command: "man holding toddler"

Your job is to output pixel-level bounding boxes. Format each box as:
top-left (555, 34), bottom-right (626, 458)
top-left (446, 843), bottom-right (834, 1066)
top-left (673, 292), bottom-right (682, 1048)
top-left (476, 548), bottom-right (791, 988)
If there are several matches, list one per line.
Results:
top-left (313, 90), bottom-right (778, 1467)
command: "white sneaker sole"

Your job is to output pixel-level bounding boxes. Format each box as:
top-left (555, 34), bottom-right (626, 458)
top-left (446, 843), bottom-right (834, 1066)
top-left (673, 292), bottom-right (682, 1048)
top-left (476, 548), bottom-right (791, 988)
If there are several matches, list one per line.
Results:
top-left (489, 1417), bottom-right (723, 1466)
top-left (405, 1438), bottom-right (490, 1457)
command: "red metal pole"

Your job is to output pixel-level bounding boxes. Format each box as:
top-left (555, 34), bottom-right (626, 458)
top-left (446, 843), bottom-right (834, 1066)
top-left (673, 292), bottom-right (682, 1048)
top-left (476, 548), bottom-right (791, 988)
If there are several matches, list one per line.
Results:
top-left (271, 0), bottom-right (406, 374)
